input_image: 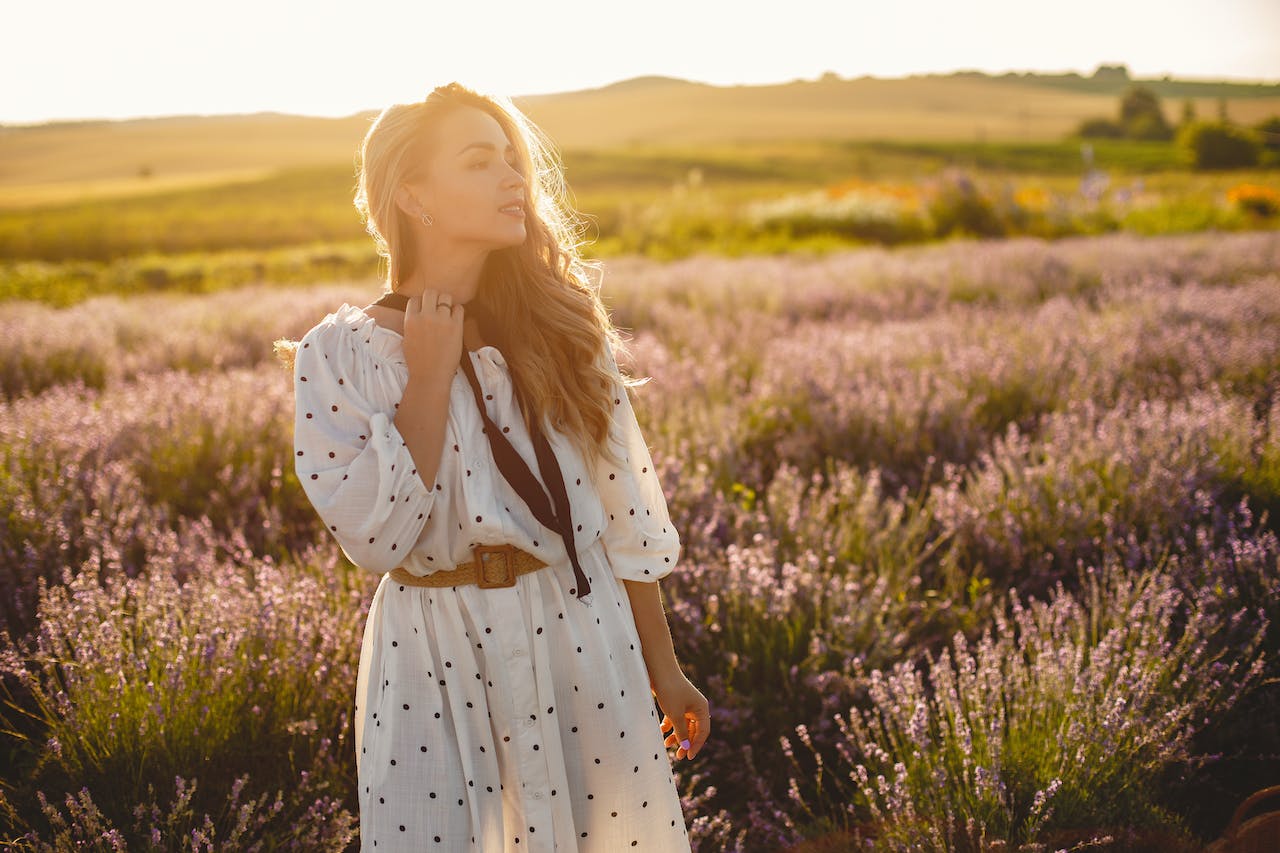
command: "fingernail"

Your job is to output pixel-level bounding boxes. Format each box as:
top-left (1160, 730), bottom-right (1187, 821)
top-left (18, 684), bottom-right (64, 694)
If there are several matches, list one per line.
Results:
top-left (680, 739), bottom-right (690, 750)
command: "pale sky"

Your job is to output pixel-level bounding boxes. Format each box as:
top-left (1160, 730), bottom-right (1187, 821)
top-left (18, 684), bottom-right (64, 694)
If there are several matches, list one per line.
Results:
top-left (4, 0), bottom-right (1278, 125)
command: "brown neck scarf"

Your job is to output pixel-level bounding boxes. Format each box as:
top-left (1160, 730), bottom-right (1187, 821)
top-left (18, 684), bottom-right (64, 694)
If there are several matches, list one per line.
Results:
top-left (372, 291), bottom-right (593, 606)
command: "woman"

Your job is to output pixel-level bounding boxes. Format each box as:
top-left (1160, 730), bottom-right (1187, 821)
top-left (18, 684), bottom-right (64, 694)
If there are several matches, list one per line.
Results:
top-left (279, 82), bottom-right (709, 851)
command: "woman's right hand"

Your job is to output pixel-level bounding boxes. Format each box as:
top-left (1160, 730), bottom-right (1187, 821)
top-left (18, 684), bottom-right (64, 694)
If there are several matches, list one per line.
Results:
top-left (392, 289), bottom-right (462, 493)
top-left (402, 289), bottom-right (464, 379)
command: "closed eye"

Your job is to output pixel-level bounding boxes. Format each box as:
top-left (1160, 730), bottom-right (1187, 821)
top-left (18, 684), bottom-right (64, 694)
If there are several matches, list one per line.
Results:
top-left (471, 158), bottom-right (521, 172)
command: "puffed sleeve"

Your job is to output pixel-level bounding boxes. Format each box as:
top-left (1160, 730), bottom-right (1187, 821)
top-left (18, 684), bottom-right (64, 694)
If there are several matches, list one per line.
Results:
top-left (594, 340), bottom-right (681, 582)
top-left (292, 320), bottom-right (436, 574)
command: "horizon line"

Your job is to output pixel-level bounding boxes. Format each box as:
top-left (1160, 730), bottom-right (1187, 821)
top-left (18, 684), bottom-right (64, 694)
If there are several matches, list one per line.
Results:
top-left (4, 65), bottom-right (1279, 130)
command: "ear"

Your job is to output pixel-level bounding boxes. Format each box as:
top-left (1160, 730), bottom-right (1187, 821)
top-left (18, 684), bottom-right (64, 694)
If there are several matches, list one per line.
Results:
top-left (394, 182), bottom-right (429, 219)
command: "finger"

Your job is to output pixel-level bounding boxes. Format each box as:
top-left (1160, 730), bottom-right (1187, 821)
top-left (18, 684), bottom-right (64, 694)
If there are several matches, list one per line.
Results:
top-left (671, 715), bottom-right (691, 756)
top-left (690, 713), bottom-right (710, 757)
top-left (660, 717), bottom-right (683, 753)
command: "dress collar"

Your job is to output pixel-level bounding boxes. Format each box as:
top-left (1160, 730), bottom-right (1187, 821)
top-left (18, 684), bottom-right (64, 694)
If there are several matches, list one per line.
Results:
top-left (329, 302), bottom-right (506, 369)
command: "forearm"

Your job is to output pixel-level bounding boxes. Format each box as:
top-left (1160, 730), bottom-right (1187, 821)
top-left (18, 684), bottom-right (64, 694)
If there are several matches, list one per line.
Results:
top-left (622, 579), bottom-right (683, 683)
top-left (393, 369), bottom-right (453, 488)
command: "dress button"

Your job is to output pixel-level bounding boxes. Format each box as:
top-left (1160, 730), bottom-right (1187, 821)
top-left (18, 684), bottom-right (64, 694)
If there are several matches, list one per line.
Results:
top-left (525, 718), bottom-right (536, 727)
top-left (533, 791), bottom-right (543, 799)
top-left (513, 648), bottom-right (524, 656)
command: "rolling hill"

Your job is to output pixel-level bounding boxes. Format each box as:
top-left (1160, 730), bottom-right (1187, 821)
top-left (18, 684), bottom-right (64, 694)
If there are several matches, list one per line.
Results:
top-left (0, 68), bottom-right (1276, 206)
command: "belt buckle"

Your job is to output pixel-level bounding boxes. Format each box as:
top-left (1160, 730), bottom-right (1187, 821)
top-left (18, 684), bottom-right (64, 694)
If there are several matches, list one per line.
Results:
top-left (473, 544), bottom-right (518, 589)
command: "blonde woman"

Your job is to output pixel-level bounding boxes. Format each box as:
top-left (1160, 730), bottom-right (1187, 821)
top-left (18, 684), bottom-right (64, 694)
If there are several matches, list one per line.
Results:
top-left (278, 82), bottom-right (708, 851)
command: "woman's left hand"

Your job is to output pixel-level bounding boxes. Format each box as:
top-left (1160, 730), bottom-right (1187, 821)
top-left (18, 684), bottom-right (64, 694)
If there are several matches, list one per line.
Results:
top-left (650, 669), bottom-right (710, 760)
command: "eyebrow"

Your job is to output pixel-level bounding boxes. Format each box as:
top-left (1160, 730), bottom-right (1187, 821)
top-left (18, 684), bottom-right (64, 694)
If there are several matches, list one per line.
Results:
top-left (457, 141), bottom-right (515, 156)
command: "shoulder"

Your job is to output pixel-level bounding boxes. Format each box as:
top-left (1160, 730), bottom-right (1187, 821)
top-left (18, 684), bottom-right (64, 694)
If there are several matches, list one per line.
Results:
top-left (296, 303), bottom-right (404, 372)
top-left (298, 303), bottom-right (367, 350)
top-left (295, 306), bottom-right (350, 382)
top-left (363, 304), bottom-right (405, 336)
top-left (294, 305), bottom-right (375, 399)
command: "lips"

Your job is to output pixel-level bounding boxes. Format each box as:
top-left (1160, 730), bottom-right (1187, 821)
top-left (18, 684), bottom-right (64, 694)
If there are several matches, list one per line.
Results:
top-left (499, 202), bottom-right (524, 217)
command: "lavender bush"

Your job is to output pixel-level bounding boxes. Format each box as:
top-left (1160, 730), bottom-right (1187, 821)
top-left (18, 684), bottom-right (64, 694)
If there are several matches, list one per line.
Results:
top-left (615, 271), bottom-right (1279, 505)
top-left (0, 283), bottom-right (363, 399)
top-left (0, 230), bottom-right (1277, 850)
top-left (783, 558), bottom-right (1268, 851)
top-left (930, 386), bottom-right (1276, 598)
top-left (3, 232), bottom-right (1277, 403)
top-left (0, 543), bottom-right (368, 849)
top-left (0, 367), bottom-right (315, 634)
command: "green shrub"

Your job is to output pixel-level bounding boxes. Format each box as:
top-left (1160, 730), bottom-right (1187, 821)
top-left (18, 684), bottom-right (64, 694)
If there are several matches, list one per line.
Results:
top-left (1077, 118), bottom-right (1124, 139)
top-left (1176, 122), bottom-right (1262, 170)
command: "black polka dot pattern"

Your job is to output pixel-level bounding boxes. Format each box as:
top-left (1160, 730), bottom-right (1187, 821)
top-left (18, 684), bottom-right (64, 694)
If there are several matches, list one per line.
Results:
top-left (354, 528), bottom-right (690, 850)
top-left (296, 308), bottom-right (689, 848)
top-left (587, 340), bottom-right (682, 584)
top-left (294, 308), bottom-right (680, 584)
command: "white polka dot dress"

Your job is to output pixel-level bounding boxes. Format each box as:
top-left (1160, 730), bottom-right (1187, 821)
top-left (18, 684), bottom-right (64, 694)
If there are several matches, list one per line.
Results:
top-left (292, 304), bottom-right (691, 852)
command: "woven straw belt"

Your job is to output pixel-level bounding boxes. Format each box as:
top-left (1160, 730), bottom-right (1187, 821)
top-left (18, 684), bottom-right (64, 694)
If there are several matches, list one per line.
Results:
top-left (388, 543), bottom-right (548, 589)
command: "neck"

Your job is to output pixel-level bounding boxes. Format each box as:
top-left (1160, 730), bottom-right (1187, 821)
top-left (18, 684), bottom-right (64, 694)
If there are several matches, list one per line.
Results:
top-left (396, 248), bottom-right (489, 305)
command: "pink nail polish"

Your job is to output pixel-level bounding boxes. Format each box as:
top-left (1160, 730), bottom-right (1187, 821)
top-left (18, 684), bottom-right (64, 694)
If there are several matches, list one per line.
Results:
top-left (680, 738), bottom-right (690, 750)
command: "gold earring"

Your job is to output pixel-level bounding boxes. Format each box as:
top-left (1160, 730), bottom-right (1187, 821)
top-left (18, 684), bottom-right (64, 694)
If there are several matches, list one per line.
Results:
top-left (420, 211), bottom-right (434, 226)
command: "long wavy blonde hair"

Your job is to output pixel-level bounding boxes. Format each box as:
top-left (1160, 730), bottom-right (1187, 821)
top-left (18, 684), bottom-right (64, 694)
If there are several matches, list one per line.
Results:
top-left (275, 82), bottom-right (641, 476)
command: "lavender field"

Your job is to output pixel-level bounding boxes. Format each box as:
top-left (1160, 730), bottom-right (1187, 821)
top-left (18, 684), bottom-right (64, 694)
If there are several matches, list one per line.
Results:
top-left (1, 230), bottom-right (1278, 851)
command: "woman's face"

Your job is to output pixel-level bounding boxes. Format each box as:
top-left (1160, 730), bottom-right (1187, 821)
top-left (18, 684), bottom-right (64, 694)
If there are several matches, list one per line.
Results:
top-left (399, 105), bottom-right (528, 250)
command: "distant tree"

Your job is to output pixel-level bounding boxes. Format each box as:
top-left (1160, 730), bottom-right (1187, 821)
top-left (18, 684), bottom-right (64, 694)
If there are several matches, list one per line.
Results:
top-left (1077, 117), bottom-right (1124, 138)
top-left (1180, 98), bottom-right (1197, 127)
top-left (1119, 85), bottom-right (1173, 140)
top-left (1254, 116), bottom-right (1280, 152)
top-left (1091, 63), bottom-right (1131, 84)
top-left (1176, 120), bottom-right (1262, 169)
top-left (1127, 113), bottom-right (1175, 141)
top-left (1218, 96), bottom-right (1229, 121)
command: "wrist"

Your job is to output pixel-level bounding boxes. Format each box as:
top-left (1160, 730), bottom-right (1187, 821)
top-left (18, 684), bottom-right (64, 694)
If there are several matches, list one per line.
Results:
top-left (647, 658), bottom-right (686, 688)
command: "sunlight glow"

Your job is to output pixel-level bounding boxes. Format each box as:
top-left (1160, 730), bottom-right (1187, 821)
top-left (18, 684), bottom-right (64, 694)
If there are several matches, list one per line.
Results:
top-left (2, 0), bottom-right (1277, 124)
